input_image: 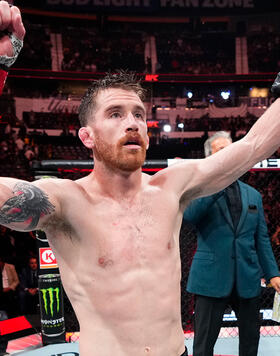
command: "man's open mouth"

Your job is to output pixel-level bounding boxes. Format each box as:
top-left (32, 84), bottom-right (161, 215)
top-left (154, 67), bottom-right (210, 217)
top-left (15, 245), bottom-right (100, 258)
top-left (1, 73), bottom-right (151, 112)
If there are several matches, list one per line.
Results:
top-left (123, 136), bottom-right (142, 147)
top-left (124, 140), bottom-right (140, 146)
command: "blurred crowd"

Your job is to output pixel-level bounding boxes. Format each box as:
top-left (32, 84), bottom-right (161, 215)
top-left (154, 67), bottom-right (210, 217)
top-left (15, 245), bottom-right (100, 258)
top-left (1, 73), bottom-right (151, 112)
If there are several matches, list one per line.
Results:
top-left (61, 24), bottom-right (146, 73)
top-left (12, 18), bottom-right (280, 74)
top-left (156, 32), bottom-right (235, 74)
top-left (247, 32), bottom-right (280, 73)
top-left (0, 226), bottom-right (39, 316)
top-left (174, 113), bottom-right (258, 132)
top-left (13, 21), bottom-right (52, 70)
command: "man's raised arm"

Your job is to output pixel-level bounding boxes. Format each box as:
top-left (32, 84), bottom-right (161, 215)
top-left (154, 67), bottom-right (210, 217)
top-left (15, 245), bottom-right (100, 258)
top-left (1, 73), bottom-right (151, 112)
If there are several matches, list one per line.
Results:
top-left (0, 3), bottom-right (55, 232)
top-left (160, 95), bottom-right (280, 203)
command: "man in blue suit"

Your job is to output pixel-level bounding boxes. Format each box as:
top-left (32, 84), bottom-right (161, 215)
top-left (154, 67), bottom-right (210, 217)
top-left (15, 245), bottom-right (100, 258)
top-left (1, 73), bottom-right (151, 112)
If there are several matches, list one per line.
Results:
top-left (184, 131), bottom-right (280, 356)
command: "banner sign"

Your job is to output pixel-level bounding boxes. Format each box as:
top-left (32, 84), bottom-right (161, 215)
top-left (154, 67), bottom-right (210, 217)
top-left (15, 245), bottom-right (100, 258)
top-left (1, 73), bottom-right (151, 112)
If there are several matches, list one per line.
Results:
top-left (36, 229), bottom-right (60, 276)
top-left (42, 0), bottom-right (280, 15)
top-left (40, 247), bottom-right (59, 269)
top-left (253, 159), bottom-right (280, 169)
top-left (245, 97), bottom-right (274, 108)
top-left (168, 158), bottom-right (280, 169)
top-left (14, 94), bottom-right (274, 121)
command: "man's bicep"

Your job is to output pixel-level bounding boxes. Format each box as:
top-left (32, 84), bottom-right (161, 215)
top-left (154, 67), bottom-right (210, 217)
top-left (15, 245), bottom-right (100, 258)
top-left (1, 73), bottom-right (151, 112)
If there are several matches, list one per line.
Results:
top-left (192, 138), bottom-right (256, 198)
top-left (160, 138), bottom-right (252, 200)
top-left (0, 179), bottom-right (57, 232)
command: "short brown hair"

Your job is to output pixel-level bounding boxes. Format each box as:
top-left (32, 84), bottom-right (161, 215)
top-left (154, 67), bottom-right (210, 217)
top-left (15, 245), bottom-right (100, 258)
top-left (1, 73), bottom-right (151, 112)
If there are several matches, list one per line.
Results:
top-left (78, 70), bottom-right (146, 127)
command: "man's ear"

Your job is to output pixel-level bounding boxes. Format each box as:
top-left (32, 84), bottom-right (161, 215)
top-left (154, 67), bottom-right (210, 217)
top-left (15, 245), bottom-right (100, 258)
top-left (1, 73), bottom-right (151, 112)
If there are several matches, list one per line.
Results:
top-left (78, 127), bottom-right (94, 149)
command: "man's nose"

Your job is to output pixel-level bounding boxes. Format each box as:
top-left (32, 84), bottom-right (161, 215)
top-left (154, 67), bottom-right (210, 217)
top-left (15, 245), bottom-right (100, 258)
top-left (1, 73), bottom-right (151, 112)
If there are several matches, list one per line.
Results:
top-left (125, 113), bottom-right (139, 132)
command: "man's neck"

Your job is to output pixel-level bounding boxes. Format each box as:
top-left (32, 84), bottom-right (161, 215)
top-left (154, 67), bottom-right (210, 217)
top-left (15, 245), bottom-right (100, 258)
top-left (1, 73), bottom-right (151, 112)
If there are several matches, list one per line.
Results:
top-left (92, 163), bottom-right (144, 200)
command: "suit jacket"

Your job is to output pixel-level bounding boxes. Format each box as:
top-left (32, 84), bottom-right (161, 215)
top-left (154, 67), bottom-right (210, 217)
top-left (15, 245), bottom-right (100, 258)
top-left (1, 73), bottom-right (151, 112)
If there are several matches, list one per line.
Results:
top-left (184, 180), bottom-right (279, 298)
top-left (19, 267), bottom-right (38, 290)
top-left (2, 263), bottom-right (19, 291)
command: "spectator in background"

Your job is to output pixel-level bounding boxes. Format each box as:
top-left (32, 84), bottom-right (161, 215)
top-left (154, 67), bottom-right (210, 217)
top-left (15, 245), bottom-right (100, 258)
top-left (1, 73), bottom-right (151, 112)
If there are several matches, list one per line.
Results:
top-left (15, 135), bottom-right (24, 151)
top-left (0, 227), bottom-right (16, 266)
top-left (19, 257), bottom-right (39, 315)
top-left (24, 145), bottom-right (35, 162)
top-left (4, 123), bottom-right (12, 136)
top-left (0, 256), bottom-right (19, 318)
top-left (184, 131), bottom-right (280, 356)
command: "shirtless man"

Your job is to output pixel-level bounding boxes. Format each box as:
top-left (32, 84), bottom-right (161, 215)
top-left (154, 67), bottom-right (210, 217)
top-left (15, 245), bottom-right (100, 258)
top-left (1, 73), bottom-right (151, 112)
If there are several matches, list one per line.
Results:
top-left (1, 3), bottom-right (280, 356)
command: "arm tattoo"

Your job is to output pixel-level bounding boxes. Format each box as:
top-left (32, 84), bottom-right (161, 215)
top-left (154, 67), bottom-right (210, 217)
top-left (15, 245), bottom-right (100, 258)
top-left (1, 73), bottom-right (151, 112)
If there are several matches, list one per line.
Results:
top-left (0, 182), bottom-right (55, 230)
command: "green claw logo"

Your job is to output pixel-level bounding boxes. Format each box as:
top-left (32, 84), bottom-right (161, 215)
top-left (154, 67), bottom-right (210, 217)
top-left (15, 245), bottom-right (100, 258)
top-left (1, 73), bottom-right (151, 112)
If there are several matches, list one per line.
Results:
top-left (41, 287), bottom-right (60, 316)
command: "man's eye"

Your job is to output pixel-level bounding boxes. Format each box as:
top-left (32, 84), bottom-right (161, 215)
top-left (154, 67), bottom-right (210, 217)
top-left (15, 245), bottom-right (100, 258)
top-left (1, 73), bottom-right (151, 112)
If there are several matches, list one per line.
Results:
top-left (110, 112), bottom-right (121, 118)
top-left (135, 113), bottom-right (144, 119)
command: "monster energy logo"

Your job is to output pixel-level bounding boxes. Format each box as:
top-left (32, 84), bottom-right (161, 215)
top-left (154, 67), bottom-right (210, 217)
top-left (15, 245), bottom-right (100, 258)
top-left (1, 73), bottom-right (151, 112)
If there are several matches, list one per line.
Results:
top-left (41, 287), bottom-right (60, 316)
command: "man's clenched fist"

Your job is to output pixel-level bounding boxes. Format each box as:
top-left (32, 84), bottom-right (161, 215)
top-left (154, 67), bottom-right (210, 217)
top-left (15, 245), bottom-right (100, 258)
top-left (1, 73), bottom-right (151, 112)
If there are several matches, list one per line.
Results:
top-left (0, 0), bottom-right (25, 59)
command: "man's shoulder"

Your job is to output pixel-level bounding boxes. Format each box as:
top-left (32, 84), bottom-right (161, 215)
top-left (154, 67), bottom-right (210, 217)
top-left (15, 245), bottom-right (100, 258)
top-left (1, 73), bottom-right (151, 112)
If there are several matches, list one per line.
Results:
top-left (36, 177), bottom-right (82, 193)
top-left (148, 159), bottom-right (196, 187)
top-left (238, 180), bottom-right (261, 197)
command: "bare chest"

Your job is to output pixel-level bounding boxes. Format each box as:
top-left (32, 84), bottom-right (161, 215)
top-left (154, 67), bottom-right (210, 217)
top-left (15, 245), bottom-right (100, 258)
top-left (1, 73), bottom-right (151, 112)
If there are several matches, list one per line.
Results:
top-left (53, 190), bottom-right (181, 270)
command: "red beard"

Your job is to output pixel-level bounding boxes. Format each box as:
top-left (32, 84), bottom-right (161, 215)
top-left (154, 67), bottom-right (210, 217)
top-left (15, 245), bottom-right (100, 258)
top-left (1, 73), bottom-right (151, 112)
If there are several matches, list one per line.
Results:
top-left (94, 133), bottom-right (147, 172)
